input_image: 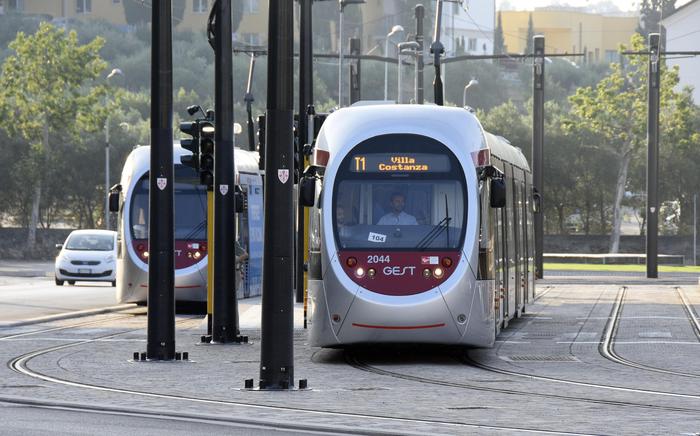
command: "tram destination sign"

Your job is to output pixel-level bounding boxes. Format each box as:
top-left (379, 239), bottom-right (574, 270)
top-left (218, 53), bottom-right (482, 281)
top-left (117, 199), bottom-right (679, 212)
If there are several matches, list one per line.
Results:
top-left (350, 153), bottom-right (450, 173)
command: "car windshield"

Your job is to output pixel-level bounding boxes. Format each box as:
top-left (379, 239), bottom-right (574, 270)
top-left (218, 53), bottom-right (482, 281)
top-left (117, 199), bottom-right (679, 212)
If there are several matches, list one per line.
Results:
top-left (130, 165), bottom-right (207, 240)
top-left (332, 134), bottom-right (466, 250)
top-left (66, 234), bottom-right (114, 251)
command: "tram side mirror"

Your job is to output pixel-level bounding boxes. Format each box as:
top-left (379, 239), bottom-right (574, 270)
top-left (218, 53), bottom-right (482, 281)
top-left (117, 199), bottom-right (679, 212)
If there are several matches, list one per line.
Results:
top-left (108, 184), bottom-right (122, 212)
top-left (532, 191), bottom-right (542, 213)
top-left (490, 178), bottom-right (506, 208)
top-left (300, 177), bottom-right (316, 207)
top-left (234, 185), bottom-right (247, 213)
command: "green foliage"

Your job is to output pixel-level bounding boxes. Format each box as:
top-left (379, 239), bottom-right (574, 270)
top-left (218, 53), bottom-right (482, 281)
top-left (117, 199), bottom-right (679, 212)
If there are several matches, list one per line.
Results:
top-left (0, 23), bottom-right (111, 232)
top-left (493, 11), bottom-right (504, 55)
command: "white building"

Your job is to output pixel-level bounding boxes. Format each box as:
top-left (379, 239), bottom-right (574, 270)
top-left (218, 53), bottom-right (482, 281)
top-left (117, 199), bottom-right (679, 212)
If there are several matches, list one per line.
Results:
top-left (661, 0), bottom-right (700, 103)
top-left (449, 0), bottom-right (495, 56)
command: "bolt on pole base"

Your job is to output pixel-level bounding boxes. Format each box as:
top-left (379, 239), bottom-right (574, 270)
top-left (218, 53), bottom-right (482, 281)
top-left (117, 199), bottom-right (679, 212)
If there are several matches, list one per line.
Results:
top-left (243, 378), bottom-right (309, 391)
top-left (132, 351), bottom-right (189, 362)
top-left (199, 334), bottom-right (249, 344)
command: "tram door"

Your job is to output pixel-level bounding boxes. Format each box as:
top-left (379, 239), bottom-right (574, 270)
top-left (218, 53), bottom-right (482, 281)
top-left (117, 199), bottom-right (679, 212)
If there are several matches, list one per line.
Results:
top-left (526, 176), bottom-right (536, 300)
top-left (493, 175), bottom-right (505, 330)
top-left (505, 165), bottom-right (517, 321)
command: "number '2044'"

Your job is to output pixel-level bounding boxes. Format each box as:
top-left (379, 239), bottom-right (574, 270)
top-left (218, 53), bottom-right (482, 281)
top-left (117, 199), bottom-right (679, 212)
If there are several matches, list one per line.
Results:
top-left (367, 255), bottom-right (390, 264)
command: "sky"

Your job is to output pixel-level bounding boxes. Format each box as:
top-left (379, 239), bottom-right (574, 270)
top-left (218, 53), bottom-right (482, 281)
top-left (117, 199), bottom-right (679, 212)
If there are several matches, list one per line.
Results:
top-left (496, 0), bottom-right (693, 13)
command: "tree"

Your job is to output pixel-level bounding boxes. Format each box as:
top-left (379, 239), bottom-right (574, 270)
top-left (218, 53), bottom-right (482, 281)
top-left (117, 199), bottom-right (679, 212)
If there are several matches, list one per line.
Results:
top-left (637, 0), bottom-right (676, 43)
top-left (565, 33), bottom-right (692, 252)
top-left (0, 23), bottom-right (109, 249)
top-left (494, 11), bottom-right (505, 55)
top-left (525, 13), bottom-right (534, 55)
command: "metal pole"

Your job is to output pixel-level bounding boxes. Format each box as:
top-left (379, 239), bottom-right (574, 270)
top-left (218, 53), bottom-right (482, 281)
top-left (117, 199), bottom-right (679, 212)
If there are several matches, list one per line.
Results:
top-left (259, 0), bottom-right (295, 390)
top-left (105, 118), bottom-right (110, 230)
top-left (533, 35), bottom-right (545, 280)
top-left (431, 0), bottom-right (445, 105)
top-left (206, 189), bottom-right (214, 335)
top-left (147, 0), bottom-right (175, 361)
top-left (297, 0), bottom-right (313, 304)
top-left (694, 193), bottom-right (697, 266)
top-left (212, 0), bottom-right (240, 342)
top-left (338, 4), bottom-right (343, 107)
top-left (384, 37), bottom-right (390, 100)
top-left (646, 33), bottom-right (660, 279)
top-left (245, 54), bottom-right (256, 152)
top-left (415, 4), bottom-right (424, 104)
top-left (397, 50), bottom-right (402, 103)
top-left (349, 37), bottom-right (361, 104)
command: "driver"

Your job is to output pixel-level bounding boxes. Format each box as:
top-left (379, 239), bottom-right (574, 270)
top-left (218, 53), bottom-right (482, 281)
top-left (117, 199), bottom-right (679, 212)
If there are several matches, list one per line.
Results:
top-left (377, 192), bottom-right (418, 225)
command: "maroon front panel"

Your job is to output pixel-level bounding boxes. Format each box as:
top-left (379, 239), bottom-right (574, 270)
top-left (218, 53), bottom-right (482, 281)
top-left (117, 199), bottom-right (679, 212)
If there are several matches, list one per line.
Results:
top-left (132, 240), bottom-right (207, 269)
top-left (338, 251), bottom-right (460, 296)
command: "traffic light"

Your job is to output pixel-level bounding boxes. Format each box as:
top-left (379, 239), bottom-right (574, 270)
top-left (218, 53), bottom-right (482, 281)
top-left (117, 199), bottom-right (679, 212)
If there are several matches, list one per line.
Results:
top-left (179, 120), bottom-right (200, 171)
top-left (199, 121), bottom-right (215, 188)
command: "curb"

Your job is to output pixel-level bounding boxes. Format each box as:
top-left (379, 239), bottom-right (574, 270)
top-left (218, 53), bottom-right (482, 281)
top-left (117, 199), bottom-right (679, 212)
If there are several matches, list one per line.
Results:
top-left (0, 304), bottom-right (138, 328)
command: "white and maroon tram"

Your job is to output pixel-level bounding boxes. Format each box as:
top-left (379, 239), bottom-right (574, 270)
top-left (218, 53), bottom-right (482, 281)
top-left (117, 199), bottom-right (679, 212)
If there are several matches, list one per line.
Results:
top-left (303, 103), bottom-right (535, 347)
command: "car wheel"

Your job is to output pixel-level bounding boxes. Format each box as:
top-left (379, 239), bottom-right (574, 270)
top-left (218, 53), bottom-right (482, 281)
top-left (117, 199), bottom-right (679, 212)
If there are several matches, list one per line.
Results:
top-left (68, 280), bottom-right (76, 285)
top-left (111, 280), bottom-right (116, 287)
top-left (55, 278), bottom-right (64, 286)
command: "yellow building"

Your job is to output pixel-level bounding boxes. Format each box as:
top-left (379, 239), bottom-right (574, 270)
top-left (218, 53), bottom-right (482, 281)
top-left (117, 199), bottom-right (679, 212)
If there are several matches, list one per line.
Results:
top-left (500, 8), bottom-right (638, 63)
top-left (0, 0), bottom-right (268, 45)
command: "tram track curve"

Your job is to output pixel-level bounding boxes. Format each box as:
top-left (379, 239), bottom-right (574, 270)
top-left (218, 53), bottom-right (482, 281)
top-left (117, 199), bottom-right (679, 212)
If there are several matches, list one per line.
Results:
top-left (4, 315), bottom-right (580, 435)
top-left (599, 286), bottom-right (700, 379)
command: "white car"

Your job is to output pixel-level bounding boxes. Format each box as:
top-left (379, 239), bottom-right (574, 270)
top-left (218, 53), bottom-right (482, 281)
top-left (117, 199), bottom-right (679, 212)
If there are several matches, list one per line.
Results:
top-left (55, 230), bottom-right (118, 286)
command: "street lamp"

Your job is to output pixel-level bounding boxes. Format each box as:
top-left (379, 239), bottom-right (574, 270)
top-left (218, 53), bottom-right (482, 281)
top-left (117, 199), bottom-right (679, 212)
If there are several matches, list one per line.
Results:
top-left (462, 78), bottom-right (478, 107)
top-left (338, 0), bottom-right (365, 108)
top-left (105, 68), bottom-right (124, 230)
top-left (397, 41), bottom-right (419, 104)
top-left (384, 24), bottom-right (404, 101)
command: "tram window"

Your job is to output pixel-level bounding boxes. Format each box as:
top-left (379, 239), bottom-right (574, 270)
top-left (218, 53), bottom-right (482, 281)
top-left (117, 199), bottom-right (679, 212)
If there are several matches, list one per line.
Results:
top-left (333, 180), bottom-right (465, 249)
top-left (129, 166), bottom-right (207, 240)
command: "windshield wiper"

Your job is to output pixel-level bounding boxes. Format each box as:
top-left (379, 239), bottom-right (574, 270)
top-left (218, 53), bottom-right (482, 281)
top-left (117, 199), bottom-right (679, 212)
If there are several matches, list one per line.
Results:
top-left (415, 195), bottom-right (451, 251)
top-left (180, 219), bottom-right (207, 241)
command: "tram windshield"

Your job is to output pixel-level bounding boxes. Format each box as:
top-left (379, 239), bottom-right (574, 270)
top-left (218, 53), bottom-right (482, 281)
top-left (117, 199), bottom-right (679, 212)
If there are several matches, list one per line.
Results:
top-left (332, 135), bottom-right (466, 250)
top-left (130, 166), bottom-right (207, 240)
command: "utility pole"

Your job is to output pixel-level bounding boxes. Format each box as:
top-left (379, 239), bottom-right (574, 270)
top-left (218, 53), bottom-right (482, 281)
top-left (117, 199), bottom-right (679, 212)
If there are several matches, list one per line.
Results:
top-left (646, 33), bottom-right (660, 279)
top-left (349, 38), bottom-right (361, 104)
top-left (256, 0), bottom-right (298, 390)
top-left (244, 54), bottom-right (256, 152)
top-left (415, 4), bottom-right (425, 104)
top-left (212, 0), bottom-right (242, 342)
top-left (297, 0), bottom-right (313, 304)
top-left (533, 35), bottom-right (545, 280)
top-left (143, 0), bottom-right (176, 361)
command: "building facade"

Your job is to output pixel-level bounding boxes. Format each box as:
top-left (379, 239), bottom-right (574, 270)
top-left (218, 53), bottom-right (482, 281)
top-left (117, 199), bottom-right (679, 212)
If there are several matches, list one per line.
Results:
top-left (0, 0), bottom-right (269, 46)
top-left (661, 0), bottom-right (700, 103)
top-left (500, 8), bottom-right (638, 63)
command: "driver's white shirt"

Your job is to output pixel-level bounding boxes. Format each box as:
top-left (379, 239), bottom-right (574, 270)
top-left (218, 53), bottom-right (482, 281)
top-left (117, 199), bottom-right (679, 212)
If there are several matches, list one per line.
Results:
top-left (377, 211), bottom-right (418, 225)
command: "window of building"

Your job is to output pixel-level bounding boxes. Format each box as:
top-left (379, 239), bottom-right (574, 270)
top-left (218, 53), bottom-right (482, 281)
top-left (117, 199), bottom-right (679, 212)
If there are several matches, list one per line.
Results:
top-left (76, 0), bottom-right (92, 14)
top-left (7, 0), bottom-right (24, 11)
top-left (193, 0), bottom-right (208, 14)
top-left (605, 50), bottom-right (618, 63)
top-left (468, 38), bottom-right (477, 52)
top-left (243, 0), bottom-right (259, 14)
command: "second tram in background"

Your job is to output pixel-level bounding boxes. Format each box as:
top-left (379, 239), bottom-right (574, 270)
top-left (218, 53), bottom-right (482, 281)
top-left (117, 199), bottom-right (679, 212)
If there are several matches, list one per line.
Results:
top-left (303, 103), bottom-right (535, 347)
top-left (110, 144), bottom-right (263, 304)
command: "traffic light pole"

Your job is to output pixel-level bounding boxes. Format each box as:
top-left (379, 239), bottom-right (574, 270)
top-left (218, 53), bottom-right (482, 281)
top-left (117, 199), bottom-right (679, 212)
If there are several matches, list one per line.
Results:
top-left (646, 33), bottom-right (660, 279)
top-left (145, 0), bottom-right (176, 361)
top-left (212, 0), bottom-right (241, 343)
top-left (533, 35), bottom-right (545, 280)
top-left (415, 4), bottom-right (424, 105)
top-left (258, 0), bottom-right (296, 390)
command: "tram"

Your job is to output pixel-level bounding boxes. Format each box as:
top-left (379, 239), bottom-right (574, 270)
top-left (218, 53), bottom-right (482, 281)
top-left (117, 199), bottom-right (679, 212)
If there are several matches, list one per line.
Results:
top-left (303, 103), bottom-right (535, 347)
top-left (111, 144), bottom-right (264, 304)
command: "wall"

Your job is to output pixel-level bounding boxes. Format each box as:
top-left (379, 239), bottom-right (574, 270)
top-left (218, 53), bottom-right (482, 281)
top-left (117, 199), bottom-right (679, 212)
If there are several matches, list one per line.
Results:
top-left (545, 235), bottom-right (698, 264)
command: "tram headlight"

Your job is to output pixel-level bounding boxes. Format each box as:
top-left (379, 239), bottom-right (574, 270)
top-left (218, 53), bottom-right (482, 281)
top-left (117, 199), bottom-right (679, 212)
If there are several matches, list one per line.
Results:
top-left (441, 257), bottom-right (453, 268)
top-left (367, 268), bottom-right (376, 278)
top-left (193, 251), bottom-right (201, 260)
top-left (346, 257), bottom-right (357, 267)
top-left (434, 267), bottom-right (444, 279)
top-left (355, 267), bottom-right (365, 278)
top-left (423, 268), bottom-right (432, 278)
top-left (143, 251), bottom-right (149, 258)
